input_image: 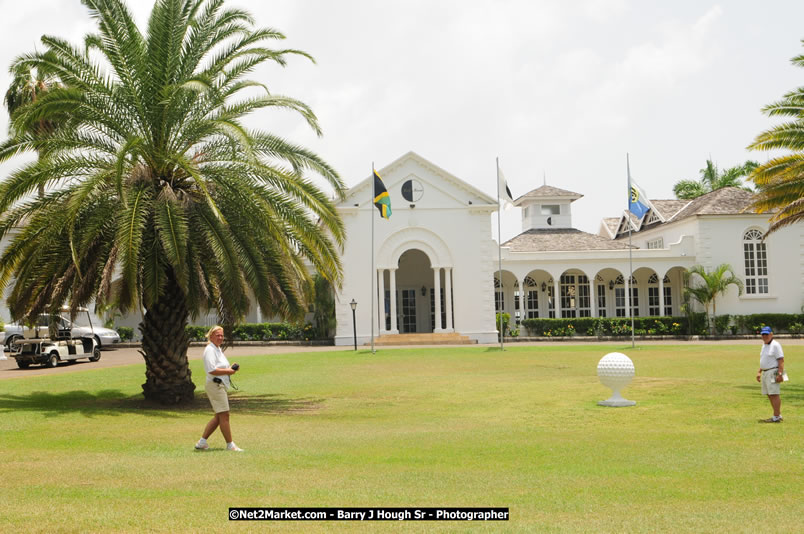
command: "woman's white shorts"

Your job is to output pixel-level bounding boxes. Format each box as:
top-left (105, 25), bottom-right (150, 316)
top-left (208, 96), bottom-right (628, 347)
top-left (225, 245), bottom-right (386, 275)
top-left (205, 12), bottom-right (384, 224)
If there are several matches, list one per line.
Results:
top-left (205, 380), bottom-right (230, 413)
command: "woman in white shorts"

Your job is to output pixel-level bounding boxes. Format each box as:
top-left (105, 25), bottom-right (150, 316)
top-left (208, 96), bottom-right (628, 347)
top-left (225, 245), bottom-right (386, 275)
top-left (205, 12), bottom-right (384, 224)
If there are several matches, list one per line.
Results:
top-left (195, 325), bottom-right (243, 451)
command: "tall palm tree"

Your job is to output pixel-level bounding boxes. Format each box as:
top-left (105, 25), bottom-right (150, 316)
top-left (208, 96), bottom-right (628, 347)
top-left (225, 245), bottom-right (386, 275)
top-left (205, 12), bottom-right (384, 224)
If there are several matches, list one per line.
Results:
top-left (0, 0), bottom-right (345, 404)
top-left (3, 57), bottom-right (62, 197)
top-left (684, 264), bottom-right (744, 334)
top-left (673, 159), bottom-right (758, 200)
top-left (747, 40), bottom-right (804, 235)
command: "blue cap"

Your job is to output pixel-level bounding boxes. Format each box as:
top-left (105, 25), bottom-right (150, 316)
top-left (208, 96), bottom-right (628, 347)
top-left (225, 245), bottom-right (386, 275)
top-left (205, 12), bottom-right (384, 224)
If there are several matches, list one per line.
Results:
top-left (760, 326), bottom-right (772, 334)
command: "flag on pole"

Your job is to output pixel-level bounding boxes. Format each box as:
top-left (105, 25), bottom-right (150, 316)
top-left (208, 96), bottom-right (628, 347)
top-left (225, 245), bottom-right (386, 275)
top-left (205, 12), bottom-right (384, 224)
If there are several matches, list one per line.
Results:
top-left (498, 166), bottom-right (514, 208)
top-left (373, 170), bottom-right (391, 219)
top-left (627, 165), bottom-right (652, 219)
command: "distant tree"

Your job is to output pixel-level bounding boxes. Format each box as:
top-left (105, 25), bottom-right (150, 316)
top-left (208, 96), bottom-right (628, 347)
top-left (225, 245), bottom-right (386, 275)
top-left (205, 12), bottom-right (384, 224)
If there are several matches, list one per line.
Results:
top-left (747, 40), bottom-right (804, 236)
top-left (673, 159), bottom-right (758, 200)
top-left (3, 57), bottom-right (62, 197)
top-left (684, 264), bottom-right (744, 334)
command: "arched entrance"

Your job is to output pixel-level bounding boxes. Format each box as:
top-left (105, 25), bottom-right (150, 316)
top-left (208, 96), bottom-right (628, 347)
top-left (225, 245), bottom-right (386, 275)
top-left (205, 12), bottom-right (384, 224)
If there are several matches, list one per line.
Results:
top-left (393, 249), bottom-right (433, 333)
top-left (376, 228), bottom-right (455, 336)
top-left (378, 248), bottom-right (453, 334)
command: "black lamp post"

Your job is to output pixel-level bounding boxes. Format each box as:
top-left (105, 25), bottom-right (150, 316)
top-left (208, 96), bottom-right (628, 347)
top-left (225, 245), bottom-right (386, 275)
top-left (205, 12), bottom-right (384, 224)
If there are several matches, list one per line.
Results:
top-left (350, 299), bottom-right (357, 351)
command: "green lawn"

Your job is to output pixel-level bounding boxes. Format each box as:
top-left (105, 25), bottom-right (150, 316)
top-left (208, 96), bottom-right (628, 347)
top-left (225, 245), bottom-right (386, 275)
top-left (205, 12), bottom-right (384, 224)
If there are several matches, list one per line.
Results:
top-left (0, 344), bottom-right (802, 533)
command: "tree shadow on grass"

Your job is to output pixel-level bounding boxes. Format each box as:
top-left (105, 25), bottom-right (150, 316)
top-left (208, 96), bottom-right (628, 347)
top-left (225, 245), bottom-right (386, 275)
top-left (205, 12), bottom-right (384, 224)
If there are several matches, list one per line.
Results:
top-left (735, 383), bottom-right (804, 406)
top-left (0, 390), bottom-right (324, 418)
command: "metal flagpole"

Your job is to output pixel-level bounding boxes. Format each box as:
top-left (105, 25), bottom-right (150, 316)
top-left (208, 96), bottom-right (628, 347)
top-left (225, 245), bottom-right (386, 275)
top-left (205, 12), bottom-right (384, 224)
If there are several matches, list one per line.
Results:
top-left (627, 154), bottom-right (635, 349)
top-left (496, 157), bottom-right (504, 351)
top-left (371, 162), bottom-right (376, 354)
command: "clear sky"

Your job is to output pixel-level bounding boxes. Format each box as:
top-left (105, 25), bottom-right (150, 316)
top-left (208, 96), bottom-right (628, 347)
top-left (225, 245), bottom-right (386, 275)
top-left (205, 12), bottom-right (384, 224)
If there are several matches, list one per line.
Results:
top-left (1, 0), bottom-right (802, 240)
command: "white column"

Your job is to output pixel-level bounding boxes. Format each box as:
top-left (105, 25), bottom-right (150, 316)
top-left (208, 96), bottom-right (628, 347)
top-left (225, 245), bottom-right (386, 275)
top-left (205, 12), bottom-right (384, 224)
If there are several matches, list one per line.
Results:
top-left (553, 279), bottom-right (561, 318)
top-left (377, 269), bottom-right (386, 332)
top-left (389, 268), bottom-right (399, 334)
top-left (433, 267), bottom-right (443, 332)
top-left (520, 279), bottom-right (528, 323)
top-left (590, 278), bottom-right (597, 317)
top-left (541, 283), bottom-right (546, 317)
top-left (445, 267), bottom-right (453, 332)
top-left (659, 275), bottom-right (665, 317)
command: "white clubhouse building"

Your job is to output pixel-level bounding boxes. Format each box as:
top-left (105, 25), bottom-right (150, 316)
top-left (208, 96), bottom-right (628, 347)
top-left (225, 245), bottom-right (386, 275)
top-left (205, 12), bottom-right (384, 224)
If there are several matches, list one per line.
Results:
top-left (1, 150), bottom-right (800, 343)
top-left (333, 152), bottom-right (803, 346)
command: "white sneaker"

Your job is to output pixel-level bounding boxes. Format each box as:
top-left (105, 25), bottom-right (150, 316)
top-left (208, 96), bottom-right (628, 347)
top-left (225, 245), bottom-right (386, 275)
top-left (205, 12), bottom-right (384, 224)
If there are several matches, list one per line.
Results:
top-left (227, 443), bottom-right (243, 452)
top-left (194, 440), bottom-right (209, 450)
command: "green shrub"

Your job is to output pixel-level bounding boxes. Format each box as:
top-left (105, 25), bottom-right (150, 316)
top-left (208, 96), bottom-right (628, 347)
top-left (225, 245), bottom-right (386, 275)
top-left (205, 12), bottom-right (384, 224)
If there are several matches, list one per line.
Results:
top-left (714, 314), bottom-right (731, 335)
top-left (496, 312), bottom-right (511, 338)
top-left (186, 326), bottom-right (208, 342)
top-left (744, 313), bottom-right (804, 333)
top-left (116, 326), bottom-right (134, 342)
top-left (521, 315), bottom-right (707, 337)
top-left (185, 322), bottom-right (313, 342)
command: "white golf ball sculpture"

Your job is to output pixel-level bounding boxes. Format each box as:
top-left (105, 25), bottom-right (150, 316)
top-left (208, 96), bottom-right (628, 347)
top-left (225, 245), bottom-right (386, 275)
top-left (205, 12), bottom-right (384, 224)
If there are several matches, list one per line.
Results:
top-left (597, 352), bottom-right (636, 407)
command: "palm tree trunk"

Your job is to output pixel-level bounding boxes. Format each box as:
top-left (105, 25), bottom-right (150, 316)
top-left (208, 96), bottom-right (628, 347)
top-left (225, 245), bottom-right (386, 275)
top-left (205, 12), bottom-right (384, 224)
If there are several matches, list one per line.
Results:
top-left (139, 273), bottom-right (195, 404)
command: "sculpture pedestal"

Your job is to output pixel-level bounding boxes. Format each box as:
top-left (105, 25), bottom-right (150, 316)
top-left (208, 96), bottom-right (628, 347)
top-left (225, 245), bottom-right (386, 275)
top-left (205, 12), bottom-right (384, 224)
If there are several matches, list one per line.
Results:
top-left (597, 389), bottom-right (636, 407)
top-left (597, 352), bottom-right (637, 408)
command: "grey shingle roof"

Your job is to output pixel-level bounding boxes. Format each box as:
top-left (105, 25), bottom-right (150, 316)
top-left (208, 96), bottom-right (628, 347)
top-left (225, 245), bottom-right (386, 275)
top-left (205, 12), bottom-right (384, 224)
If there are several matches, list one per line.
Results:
top-left (602, 217), bottom-right (620, 235)
top-left (650, 199), bottom-right (689, 219)
top-left (669, 187), bottom-right (755, 220)
top-left (504, 228), bottom-right (635, 252)
top-left (612, 187), bottom-right (760, 240)
top-left (515, 185), bottom-right (583, 203)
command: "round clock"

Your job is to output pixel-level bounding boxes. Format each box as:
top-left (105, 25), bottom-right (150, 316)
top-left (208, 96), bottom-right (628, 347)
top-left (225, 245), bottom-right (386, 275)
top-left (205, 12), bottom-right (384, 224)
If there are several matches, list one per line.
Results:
top-left (401, 179), bottom-right (424, 202)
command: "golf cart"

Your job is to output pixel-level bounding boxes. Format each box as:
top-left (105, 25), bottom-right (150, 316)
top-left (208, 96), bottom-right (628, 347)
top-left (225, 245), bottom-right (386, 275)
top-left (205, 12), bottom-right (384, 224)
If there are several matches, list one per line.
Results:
top-left (9, 306), bottom-right (101, 369)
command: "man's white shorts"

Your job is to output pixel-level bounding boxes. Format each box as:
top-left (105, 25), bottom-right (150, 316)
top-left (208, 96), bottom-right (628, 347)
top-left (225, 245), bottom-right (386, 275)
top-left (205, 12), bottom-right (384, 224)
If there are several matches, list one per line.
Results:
top-left (761, 369), bottom-right (781, 395)
top-left (205, 380), bottom-right (230, 413)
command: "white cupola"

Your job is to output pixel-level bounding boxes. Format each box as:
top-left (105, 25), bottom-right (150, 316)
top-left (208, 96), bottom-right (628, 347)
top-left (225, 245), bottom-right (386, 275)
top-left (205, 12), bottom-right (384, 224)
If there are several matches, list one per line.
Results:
top-left (514, 185), bottom-right (583, 231)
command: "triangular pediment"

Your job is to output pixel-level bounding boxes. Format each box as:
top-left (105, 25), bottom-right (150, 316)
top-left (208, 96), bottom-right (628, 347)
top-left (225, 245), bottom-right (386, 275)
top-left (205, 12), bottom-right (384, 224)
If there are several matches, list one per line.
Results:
top-left (338, 151), bottom-right (497, 211)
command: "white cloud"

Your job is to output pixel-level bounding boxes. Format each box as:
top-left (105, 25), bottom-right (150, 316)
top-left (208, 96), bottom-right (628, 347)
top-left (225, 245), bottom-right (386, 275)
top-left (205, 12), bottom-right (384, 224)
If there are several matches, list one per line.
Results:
top-left (1, 0), bottom-right (802, 238)
top-left (582, 0), bottom-right (628, 22)
top-left (619, 5), bottom-right (723, 84)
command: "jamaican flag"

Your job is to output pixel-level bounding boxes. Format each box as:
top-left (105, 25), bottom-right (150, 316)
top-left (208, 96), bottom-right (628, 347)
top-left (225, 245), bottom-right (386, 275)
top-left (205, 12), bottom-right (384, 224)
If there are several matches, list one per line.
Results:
top-left (373, 170), bottom-right (392, 219)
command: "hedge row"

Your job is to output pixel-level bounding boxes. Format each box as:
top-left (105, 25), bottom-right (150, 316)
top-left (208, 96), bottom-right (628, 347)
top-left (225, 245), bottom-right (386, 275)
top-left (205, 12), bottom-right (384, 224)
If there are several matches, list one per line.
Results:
top-left (518, 313), bottom-right (804, 337)
top-left (520, 315), bottom-right (708, 337)
top-left (712, 314), bottom-right (804, 335)
top-left (186, 323), bottom-right (316, 342)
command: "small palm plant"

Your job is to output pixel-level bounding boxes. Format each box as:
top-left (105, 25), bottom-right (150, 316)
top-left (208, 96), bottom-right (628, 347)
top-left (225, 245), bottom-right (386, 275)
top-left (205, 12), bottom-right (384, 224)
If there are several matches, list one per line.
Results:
top-left (684, 264), bottom-right (744, 335)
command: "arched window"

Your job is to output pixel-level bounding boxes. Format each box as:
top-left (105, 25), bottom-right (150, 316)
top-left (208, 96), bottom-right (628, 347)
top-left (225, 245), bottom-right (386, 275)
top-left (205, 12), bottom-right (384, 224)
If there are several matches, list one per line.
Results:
top-left (743, 229), bottom-right (768, 294)
top-left (628, 275), bottom-right (639, 317)
top-left (596, 275), bottom-right (607, 317)
top-left (648, 273), bottom-right (660, 315)
top-left (647, 274), bottom-right (672, 315)
top-left (524, 276), bottom-right (539, 319)
top-left (559, 274), bottom-right (592, 318)
top-left (613, 275), bottom-right (626, 317)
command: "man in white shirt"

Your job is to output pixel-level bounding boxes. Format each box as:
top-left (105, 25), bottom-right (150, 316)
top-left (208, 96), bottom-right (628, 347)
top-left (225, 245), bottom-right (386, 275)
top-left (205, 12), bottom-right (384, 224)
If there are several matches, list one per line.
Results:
top-left (756, 326), bottom-right (785, 423)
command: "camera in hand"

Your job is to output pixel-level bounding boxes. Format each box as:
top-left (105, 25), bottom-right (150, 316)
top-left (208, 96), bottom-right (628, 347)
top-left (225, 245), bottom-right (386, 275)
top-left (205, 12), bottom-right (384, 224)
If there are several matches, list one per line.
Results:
top-left (231, 363), bottom-right (240, 371)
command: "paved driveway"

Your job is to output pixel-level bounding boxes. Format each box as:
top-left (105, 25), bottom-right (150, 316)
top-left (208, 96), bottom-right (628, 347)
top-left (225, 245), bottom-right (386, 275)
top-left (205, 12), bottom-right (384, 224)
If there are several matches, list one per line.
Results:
top-left (0, 344), bottom-right (345, 380)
